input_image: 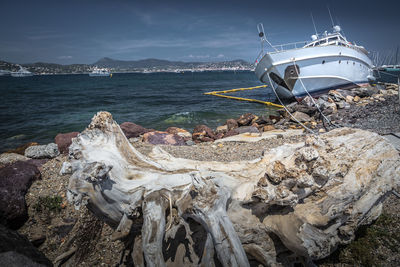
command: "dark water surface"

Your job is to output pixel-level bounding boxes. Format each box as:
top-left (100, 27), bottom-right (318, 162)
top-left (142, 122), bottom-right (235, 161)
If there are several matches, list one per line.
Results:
top-left (0, 71), bottom-right (278, 152)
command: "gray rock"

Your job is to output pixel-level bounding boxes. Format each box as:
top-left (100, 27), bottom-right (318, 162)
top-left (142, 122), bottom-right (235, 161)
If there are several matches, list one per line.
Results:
top-left (0, 224), bottom-right (52, 266)
top-left (0, 153), bottom-right (29, 166)
top-left (24, 143), bottom-right (59, 159)
top-left (291, 111), bottom-right (311, 122)
top-left (234, 126), bottom-right (259, 134)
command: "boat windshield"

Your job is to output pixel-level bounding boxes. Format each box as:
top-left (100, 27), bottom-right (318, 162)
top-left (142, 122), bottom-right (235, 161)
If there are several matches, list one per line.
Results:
top-left (304, 34), bottom-right (348, 48)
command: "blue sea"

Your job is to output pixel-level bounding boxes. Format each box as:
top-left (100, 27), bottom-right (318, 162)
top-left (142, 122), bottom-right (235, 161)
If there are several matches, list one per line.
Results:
top-left (0, 71), bottom-right (278, 152)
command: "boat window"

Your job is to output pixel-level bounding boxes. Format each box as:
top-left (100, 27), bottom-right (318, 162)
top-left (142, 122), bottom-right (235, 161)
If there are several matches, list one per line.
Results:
top-left (328, 37), bottom-right (338, 42)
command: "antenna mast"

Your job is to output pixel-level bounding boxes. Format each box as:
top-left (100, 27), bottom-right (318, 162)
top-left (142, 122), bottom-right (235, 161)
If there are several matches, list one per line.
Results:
top-left (310, 12), bottom-right (318, 36)
top-left (327, 6), bottom-right (335, 28)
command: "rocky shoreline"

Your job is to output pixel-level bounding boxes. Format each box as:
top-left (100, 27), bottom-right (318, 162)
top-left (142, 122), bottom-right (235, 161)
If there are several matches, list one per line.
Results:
top-left (0, 83), bottom-right (399, 266)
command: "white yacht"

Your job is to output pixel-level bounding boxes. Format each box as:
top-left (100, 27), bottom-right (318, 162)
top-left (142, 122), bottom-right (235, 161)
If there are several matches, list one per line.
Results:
top-left (11, 65), bottom-right (33, 77)
top-left (89, 67), bottom-right (111, 77)
top-left (255, 24), bottom-right (374, 101)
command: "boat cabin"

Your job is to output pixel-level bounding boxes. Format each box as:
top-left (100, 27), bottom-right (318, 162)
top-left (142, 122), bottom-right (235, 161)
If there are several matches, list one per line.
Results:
top-left (303, 33), bottom-right (348, 48)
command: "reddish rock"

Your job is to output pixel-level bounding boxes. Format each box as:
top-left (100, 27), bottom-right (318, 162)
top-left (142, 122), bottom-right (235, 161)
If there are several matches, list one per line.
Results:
top-left (0, 161), bottom-right (41, 229)
top-left (142, 131), bottom-right (186, 146)
top-left (54, 132), bottom-right (79, 154)
top-left (223, 129), bottom-right (239, 138)
top-left (165, 127), bottom-right (191, 140)
top-left (237, 113), bottom-right (256, 126)
top-left (263, 125), bottom-right (276, 132)
top-left (5, 142), bottom-right (39, 155)
top-left (226, 119), bottom-right (238, 131)
top-left (120, 122), bottom-right (151, 139)
top-left (192, 125), bottom-right (216, 143)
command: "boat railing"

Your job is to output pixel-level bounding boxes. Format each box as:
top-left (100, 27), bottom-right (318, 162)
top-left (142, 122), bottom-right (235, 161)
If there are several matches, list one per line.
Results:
top-left (272, 41), bottom-right (309, 52)
top-left (254, 40), bottom-right (309, 65)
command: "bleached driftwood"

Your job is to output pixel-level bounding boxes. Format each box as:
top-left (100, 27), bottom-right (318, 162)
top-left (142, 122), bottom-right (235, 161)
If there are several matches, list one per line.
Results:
top-left (65, 111), bottom-right (400, 266)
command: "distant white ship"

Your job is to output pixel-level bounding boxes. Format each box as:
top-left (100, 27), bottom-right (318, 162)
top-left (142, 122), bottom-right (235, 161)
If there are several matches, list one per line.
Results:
top-left (255, 23), bottom-right (374, 101)
top-left (89, 67), bottom-right (111, 77)
top-left (11, 65), bottom-right (33, 77)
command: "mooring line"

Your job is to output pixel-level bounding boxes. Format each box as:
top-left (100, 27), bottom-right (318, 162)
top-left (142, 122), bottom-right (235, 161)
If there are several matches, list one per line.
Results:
top-left (204, 85), bottom-right (283, 108)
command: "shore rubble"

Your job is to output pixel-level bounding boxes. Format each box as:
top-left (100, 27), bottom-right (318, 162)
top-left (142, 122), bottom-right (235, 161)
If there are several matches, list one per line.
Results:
top-left (0, 83), bottom-right (399, 266)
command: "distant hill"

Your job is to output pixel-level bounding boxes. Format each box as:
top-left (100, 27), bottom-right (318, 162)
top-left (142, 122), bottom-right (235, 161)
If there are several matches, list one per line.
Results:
top-left (0, 58), bottom-right (253, 74)
top-left (93, 57), bottom-right (252, 69)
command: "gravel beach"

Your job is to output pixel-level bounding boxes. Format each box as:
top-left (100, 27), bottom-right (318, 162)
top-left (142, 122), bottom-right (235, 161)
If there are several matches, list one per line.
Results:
top-left (3, 84), bottom-right (399, 266)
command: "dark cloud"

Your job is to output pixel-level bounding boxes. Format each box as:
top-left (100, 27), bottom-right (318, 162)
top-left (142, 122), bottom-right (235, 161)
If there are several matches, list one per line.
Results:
top-left (1, 0), bottom-right (399, 64)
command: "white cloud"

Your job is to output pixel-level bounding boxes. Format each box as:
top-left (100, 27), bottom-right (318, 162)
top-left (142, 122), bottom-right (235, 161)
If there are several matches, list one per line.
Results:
top-left (217, 54), bottom-right (224, 58)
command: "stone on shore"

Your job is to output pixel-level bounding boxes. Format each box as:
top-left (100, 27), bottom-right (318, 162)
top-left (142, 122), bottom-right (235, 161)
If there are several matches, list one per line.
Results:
top-left (54, 132), bottom-right (79, 154)
top-left (165, 127), bottom-right (192, 140)
top-left (24, 143), bottom-right (59, 159)
top-left (5, 142), bottom-right (39, 155)
top-left (0, 153), bottom-right (29, 167)
top-left (0, 161), bottom-right (41, 229)
top-left (0, 224), bottom-right (52, 266)
top-left (226, 119), bottom-right (239, 130)
top-left (237, 113), bottom-right (257, 126)
top-left (120, 122), bottom-right (151, 138)
top-left (142, 131), bottom-right (186, 146)
top-left (291, 111), bottom-right (312, 122)
top-left (192, 124), bottom-right (216, 143)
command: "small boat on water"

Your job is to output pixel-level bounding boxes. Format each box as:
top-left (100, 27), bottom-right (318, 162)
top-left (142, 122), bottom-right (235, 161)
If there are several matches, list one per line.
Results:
top-left (11, 65), bottom-right (33, 77)
top-left (89, 67), bottom-right (112, 77)
top-left (255, 23), bottom-right (374, 101)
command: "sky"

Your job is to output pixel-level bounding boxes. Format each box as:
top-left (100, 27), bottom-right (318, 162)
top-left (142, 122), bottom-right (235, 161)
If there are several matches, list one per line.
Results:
top-left (1, 0), bottom-right (399, 64)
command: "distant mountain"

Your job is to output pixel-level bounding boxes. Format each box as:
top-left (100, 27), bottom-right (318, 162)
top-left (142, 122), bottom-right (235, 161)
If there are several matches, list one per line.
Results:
top-left (0, 58), bottom-right (254, 75)
top-left (93, 57), bottom-right (252, 69)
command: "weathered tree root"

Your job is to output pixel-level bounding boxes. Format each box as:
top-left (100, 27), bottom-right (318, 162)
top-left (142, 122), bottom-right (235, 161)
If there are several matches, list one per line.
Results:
top-left (64, 111), bottom-right (400, 266)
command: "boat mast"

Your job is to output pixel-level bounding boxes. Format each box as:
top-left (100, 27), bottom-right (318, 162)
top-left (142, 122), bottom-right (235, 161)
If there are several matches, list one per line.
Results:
top-left (327, 6), bottom-right (335, 28)
top-left (310, 12), bottom-right (318, 37)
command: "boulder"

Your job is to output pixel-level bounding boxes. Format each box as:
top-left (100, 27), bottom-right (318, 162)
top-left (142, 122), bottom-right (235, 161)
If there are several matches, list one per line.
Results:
top-left (192, 125), bottom-right (216, 143)
top-left (234, 126), bottom-right (260, 135)
top-left (215, 125), bottom-right (228, 134)
top-left (5, 142), bottom-right (39, 155)
top-left (289, 104), bottom-right (317, 116)
top-left (0, 224), bottom-right (52, 266)
top-left (0, 153), bottom-right (29, 167)
top-left (291, 111), bottom-right (311, 122)
top-left (142, 131), bottom-right (186, 146)
top-left (24, 143), bottom-right (59, 159)
top-left (345, 95), bottom-right (354, 103)
top-left (300, 96), bottom-right (316, 107)
top-left (165, 127), bottom-right (192, 140)
top-left (353, 95), bottom-right (361, 102)
top-left (328, 90), bottom-right (346, 102)
top-left (0, 161), bottom-right (41, 229)
top-left (226, 119), bottom-right (238, 130)
top-left (120, 122), bottom-right (151, 138)
top-left (55, 132), bottom-right (79, 154)
top-left (237, 113), bottom-right (256, 126)
top-left (263, 125), bottom-right (276, 132)
top-left (254, 115), bottom-right (273, 125)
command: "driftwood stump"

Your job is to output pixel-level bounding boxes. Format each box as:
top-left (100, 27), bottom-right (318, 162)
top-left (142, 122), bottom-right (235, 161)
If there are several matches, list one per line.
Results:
top-left (63, 111), bottom-right (400, 266)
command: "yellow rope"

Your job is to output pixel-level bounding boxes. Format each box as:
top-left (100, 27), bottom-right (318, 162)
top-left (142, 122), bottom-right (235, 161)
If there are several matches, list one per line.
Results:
top-left (204, 85), bottom-right (283, 108)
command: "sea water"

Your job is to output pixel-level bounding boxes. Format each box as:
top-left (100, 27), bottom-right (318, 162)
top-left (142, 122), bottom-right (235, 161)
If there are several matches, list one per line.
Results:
top-left (0, 71), bottom-right (278, 152)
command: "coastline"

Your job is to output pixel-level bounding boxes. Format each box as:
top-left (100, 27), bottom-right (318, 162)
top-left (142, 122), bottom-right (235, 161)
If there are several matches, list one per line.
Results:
top-left (1, 83), bottom-right (399, 266)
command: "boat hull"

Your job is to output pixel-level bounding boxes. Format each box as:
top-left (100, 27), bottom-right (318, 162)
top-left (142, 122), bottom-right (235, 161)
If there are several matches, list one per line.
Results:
top-left (255, 45), bottom-right (374, 100)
